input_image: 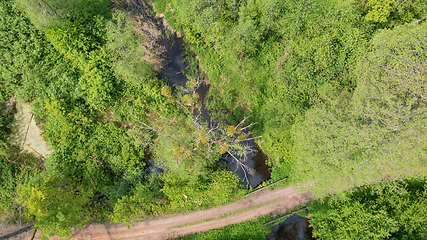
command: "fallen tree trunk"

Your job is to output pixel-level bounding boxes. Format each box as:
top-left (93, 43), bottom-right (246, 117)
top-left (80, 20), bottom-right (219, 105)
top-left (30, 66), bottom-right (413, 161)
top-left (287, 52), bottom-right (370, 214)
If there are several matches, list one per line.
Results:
top-left (413, 15), bottom-right (427, 24)
top-left (261, 207), bottom-right (308, 227)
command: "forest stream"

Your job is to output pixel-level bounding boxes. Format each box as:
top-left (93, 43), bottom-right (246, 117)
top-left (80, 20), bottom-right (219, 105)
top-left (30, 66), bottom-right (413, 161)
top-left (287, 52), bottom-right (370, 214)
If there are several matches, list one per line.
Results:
top-left (153, 20), bottom-right (316, 240)
top-left (158, 34), bottom-right (271, 189)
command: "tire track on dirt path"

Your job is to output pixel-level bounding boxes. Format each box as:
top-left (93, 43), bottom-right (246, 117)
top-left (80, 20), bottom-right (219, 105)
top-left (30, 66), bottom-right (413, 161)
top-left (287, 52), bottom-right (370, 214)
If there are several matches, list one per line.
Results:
top-left (26, 186), bottom-right (311, 240)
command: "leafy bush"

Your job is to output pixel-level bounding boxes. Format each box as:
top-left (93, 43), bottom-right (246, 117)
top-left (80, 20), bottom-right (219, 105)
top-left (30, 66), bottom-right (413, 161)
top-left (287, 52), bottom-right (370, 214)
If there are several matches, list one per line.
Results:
top-left (18, 171), bottom-right (92, 239)
top-left (309, 179), bottom-right (427, 240)
top-left (161, 169), bottom-right (241, 210)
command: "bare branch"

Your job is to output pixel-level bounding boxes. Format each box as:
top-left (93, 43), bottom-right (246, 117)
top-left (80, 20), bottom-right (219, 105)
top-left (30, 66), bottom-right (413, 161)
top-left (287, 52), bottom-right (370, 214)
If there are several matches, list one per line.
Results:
top-left (237, 136), bottom-right (262, 142)
top-left (240, 122), bottom-right (258, 131)
top-left (235, 115), bottom-right (251, 129)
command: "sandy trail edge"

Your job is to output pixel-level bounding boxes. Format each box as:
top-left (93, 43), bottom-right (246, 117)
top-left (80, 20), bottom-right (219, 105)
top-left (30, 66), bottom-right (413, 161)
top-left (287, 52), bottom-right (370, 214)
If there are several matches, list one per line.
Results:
top-left (16, 186), bottom-right (311, 239)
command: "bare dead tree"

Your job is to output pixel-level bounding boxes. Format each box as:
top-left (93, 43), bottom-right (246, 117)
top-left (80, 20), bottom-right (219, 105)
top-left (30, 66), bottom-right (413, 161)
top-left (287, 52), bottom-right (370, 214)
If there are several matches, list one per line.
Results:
top-left (137, 79), bottom-right (261, 185)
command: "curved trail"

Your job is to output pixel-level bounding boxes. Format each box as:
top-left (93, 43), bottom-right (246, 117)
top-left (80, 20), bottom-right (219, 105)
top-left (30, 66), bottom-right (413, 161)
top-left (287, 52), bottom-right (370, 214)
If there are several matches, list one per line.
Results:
top-left (23, 186), bottom-right (311, 239)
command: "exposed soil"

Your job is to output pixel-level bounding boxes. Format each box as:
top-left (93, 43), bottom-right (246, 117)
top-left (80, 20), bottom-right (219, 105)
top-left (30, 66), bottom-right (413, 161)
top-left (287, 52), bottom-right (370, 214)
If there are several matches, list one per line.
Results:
top-left (13, 186), bottom-right (311, 239)
top-left (123, 0), bottom-right (273, 189)
top-left (110, 0), bottom-right (184, 75)
top-left (7, 103), bottom-right (52, 158)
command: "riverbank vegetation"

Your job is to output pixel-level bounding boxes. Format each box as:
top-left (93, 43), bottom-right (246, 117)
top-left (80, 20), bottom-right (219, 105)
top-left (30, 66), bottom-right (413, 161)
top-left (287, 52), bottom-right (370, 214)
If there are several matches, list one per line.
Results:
top-left (181, 178), bottom-right (427, 240)
top-left (151, 0), bottom-right (427, 190)
top-left (0, 0), bottom-right (426, 238)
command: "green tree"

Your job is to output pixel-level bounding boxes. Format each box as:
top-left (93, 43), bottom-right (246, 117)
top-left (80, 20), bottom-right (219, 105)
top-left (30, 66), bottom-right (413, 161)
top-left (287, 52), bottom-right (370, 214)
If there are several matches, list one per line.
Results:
top-left (0, 144), bottom-right (41, 226)
top-left (161, 169), bottom-right (240, 211)
top-left (0, 0), bottom-right (49, 101)
top-left (106, 10), bottom-right (154, 85)
top-left (364, 0), bottom-right (427, 23)
top-left (309, 179), bottom-right (427, 239)
top-left (18, 171), bottom-right (92, 239)
top-left (365, 0), bottom-right (396, 23)
top-left (110, 181), bottom-right (164, 225)
top-left (138, 82), bottom-right (258, 185)
top-left (292, 22), bottom-right (427, 197)
top-left (15, 0), bottom-right (110, 29)
top-left (44, 15), bottom-right (119, 110)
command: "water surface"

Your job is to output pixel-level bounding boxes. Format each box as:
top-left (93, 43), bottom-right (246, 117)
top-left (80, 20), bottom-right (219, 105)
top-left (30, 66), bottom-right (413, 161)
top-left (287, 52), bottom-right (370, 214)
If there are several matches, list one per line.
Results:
top-left (159, 37), bottom-right (270, 188)
top-left (268, 214), bottom-right (315, 240)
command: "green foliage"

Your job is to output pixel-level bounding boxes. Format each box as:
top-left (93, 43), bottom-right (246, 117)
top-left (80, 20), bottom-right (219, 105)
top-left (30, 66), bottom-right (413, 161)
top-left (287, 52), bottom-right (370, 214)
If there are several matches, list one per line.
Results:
top-left (112, 79), bottom-right (165, 122)
top-left (87, 122), bottom-right (146, 185)
top-left (110, 175), bottom-right (166, 225)
top-left (392, 0), bottom-right (427, 23)
top-left (45, 15), bottom-right (119, 110)
top-left (161, 169), bottom-right (240, 210)
top-left (151, 0), bottom-right (427, 188)
top-left (0, 143), bottom-right (40, 224)
top-left (105, 10), bottom-right (165, 121)
top-left (106, 10), bottom-right (155, 85)
top-left (0, 0), bottom-right (84, 104)
top-left (206, 88), bottom-right (237, 122)
top-left (152, 0), bottom-right (375, 182)
top-left (225, 106), bottom-right (243, 125)
top-left (152, 117), bottom-right (221, 183)
top-left (0, 143), bottom-right (19, 214)
top-left (15, 0), bottom-right (110, 29)
top-left (1, 0), bottom-right (160, 233)
top-left (2, 0), bottom-right (427, 234)
top-left (44, 98), bottom-right (148, 192)
top-left (291, 22), bottom-right (427, 197)
top-left (44, 99), bottom-right (96, 151)
top-left (0, 109), bottom-right (14, 141)
top-left (309, 179), bottom-right (427, 239)
top-left (0, 0), bottom-right (49, 101)
top-left (0, 157), bottom-right (15, 213)
top-left (0, 101), bottom-right (41, 222)
top-left (364, 0), bottom-right (427, 24)
top-left (174, 214), bottom-right (273, 240)
top-left (151, 80), bottom-right (258, 188)
top-left (18, 171), bottom-right (92, 239)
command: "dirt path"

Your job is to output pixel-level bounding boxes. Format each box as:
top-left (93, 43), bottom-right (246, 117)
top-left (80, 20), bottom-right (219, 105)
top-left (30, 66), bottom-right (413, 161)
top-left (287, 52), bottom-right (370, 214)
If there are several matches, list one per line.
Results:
top-left (12, 186), bottom-right (311, 239)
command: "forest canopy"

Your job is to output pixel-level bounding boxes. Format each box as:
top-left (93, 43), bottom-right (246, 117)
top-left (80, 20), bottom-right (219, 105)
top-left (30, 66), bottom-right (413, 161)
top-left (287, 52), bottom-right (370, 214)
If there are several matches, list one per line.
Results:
top-left (0, 0), bottom-right (426, 238)
top-left (292, 22), bottom-right (427, 196)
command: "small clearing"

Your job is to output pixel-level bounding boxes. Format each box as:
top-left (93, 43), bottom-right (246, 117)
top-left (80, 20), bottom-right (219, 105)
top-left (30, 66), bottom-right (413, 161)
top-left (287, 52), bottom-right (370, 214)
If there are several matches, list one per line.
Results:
top-left (7, 103), bottom-right (52, 158)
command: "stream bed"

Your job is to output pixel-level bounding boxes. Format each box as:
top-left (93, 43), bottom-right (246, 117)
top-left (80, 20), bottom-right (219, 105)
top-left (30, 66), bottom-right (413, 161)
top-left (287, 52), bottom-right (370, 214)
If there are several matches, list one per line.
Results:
top-left (159, 37), bottom-right (270, 188)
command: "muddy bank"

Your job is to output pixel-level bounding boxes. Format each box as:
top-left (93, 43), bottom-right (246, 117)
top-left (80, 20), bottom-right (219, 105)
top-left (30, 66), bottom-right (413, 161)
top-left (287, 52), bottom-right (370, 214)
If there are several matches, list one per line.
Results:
top-left (142, 0), bottom-right (271, 188)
